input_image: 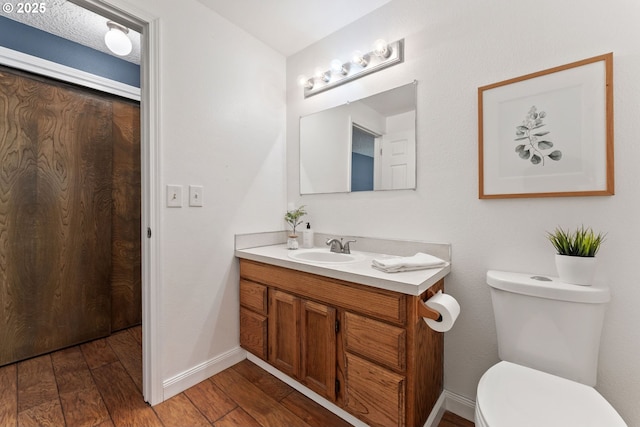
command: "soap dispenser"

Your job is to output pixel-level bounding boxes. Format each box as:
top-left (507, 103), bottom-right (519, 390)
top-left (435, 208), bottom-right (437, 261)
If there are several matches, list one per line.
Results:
top-left (302, 222), bottom-right (314, 248)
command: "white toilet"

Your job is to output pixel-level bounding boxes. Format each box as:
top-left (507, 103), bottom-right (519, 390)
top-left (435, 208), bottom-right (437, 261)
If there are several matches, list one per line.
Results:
top-left (475, 270), bottom-right (627, 427)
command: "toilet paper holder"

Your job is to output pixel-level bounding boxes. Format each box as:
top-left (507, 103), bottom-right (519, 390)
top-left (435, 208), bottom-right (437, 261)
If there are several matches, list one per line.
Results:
top-left (418, 289), bottom-right (443, 322)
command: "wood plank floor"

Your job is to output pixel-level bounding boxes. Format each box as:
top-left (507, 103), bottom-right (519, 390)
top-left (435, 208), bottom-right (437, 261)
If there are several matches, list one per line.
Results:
top-left (0, 326), bottom-right (474, 427)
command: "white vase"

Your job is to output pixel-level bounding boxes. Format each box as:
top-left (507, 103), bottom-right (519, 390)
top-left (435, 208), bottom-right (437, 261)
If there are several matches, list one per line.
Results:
top-left (287, 235), bottom-right (299, 250)
top-left (555, 254), bottom-right (597, 286)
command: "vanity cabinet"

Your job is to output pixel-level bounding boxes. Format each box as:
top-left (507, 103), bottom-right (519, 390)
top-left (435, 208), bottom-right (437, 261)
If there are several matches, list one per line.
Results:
top-left (239, 259), bottom-right (443, 427)
top-left (239, 279), bottom-right (268, 359)
top-left (269, 290), bottom-right (337, 400)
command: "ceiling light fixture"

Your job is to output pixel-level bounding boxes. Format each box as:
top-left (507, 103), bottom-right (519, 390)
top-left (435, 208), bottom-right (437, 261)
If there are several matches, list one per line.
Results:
top-left (299, 38), bottom-right (404, 98)
top-left (104, 21), bottom-right (132, 56)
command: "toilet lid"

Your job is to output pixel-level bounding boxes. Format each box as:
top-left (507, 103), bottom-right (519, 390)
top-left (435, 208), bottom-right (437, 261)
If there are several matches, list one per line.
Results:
top-left (477, 362), bottom-right (627, 427)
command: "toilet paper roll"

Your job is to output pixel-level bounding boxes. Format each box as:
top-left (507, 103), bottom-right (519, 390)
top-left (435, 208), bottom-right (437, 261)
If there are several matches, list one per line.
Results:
top-left (423, 291), bottom-right (460, 332)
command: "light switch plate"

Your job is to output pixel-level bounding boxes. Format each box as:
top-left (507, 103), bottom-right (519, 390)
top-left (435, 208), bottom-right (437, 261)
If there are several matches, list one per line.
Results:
top-left (189, 185), bottom-right (203, 207)
top-left (166, 185), bottom-right (183, 207)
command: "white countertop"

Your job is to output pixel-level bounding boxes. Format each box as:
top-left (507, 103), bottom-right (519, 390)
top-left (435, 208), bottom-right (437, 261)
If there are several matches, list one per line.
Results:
top-left (235, 244), bottom-right (450, 296)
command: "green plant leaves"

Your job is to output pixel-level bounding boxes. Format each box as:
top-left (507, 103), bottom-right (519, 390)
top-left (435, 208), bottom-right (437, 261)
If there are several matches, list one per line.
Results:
top-left (547, 226), bottom-right (606, 257)
top-left (284, 205), bottom-right (307, 234)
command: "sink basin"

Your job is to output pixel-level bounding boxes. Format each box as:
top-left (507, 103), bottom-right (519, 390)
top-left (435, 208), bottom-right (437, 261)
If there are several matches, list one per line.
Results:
top-left (288, 249), bottom-right (365, 264)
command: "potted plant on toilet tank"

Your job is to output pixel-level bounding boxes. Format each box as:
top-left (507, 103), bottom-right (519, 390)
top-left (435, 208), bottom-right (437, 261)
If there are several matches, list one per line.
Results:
top-left (547, 225), bottom-right (606, 286)
top-left (284, 205), bottom-right (307, 250)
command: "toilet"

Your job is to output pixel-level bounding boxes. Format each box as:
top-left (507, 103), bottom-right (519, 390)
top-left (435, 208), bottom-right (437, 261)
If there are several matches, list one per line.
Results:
top-left (475, 270), bottom-right (627, 427)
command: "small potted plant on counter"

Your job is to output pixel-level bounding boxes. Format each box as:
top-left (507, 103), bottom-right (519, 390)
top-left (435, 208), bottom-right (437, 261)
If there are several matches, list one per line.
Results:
top-left (547, 225), bottom-right (606, 286)
top-left (284, 205), bottom-right (307, 250)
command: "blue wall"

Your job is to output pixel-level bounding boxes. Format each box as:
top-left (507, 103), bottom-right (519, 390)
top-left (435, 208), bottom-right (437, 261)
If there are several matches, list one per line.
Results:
top-left (351, 153), bottom-right (374, 192)
top-left (0, 16), bottom-right (140, 88)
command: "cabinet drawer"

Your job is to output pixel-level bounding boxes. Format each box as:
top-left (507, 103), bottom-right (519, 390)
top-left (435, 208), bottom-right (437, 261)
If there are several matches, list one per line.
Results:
top-left (240, 307), bottom-right (267, 359)
top-left (240, 279), bottom-right (267, 315)
top-left (240, 260), bottom-right (406, 324)
top-left (344, 312), bottom-right (406, 372)
top-left (345, 353), bottom-right (405, 427)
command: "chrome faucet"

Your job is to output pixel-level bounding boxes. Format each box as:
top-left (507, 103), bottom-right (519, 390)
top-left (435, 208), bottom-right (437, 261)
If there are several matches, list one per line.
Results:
top-left (326, 237), bottom-right (357, 254)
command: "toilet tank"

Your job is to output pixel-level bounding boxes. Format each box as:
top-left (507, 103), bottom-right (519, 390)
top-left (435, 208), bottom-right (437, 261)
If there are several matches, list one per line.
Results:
top-left (487, 270), bottom-right (610, 386)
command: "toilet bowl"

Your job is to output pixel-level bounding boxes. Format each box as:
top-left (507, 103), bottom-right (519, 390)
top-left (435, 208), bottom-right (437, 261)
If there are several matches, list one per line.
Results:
top-left (476, 270), bottom-right (627, 427)
top-left (475, 361), bottom-right (626, 427)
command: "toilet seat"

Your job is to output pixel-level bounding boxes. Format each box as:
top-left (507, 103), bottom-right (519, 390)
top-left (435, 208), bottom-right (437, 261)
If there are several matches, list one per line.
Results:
top-left (476, 361), bottom-right (627, 427)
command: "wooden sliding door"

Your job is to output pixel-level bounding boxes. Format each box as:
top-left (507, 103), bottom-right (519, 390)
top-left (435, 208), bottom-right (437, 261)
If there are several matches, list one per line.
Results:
top-left (0, 67), bottom-right (116, 365)
top-left (111, 100), bottom-right (141, 331)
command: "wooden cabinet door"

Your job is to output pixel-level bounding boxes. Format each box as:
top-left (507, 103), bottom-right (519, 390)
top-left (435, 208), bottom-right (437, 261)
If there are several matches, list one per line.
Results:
top-left (268, 289), bottom-right (301, 377)
top-left (345, 353), bottom-right (406, 427)
top-left (300, 300), bottom-right (336, 401)
top-left (240, 307), bottom-right (267, 359)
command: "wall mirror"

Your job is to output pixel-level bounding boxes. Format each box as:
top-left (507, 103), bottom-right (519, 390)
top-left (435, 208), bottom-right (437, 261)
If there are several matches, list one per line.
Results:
top-left (299, 82), bottom-right (417, 194)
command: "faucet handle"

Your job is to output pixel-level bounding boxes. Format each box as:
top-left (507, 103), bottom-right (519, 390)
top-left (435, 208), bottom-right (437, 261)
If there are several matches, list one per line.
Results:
top-left (342, 239), bottom-right (357, 254)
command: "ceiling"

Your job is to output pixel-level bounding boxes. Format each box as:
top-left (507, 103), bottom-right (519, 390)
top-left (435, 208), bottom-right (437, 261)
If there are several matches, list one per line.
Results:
top-left (196, 0), bottom-right (393, 56)
top-left (0, 0), bottom-right (392, 63)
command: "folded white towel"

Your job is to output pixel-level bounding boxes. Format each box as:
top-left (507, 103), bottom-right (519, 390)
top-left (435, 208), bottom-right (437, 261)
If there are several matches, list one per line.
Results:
top-left (372, 252), bottom-right (449, 273)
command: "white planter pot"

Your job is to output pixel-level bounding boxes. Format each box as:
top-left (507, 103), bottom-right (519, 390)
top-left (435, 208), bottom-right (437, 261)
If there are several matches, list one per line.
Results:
top-left (555, 254), bottom-right (597, 286)
top-left (287, 235), bottom-right (299, 250)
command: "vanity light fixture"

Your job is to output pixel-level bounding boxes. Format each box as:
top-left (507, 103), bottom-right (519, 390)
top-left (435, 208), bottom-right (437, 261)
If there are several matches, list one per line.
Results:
top-left (351, 50), bottom-right (369, 67)
top-left (297, 74), bottom-right (314, 89)
top-left (373, 39), bottom-right (391, 58)
top-left (330, 59), bottom-right (348, 76)
top-left (104, 21), bottom-right (132, 56)
top-left (300, 38), bottom-right (404, 98)
top-left (315, 67), bottom-right (331, 83)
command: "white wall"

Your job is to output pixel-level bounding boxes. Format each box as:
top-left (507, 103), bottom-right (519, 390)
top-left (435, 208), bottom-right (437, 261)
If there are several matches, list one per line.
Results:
top-left (110, 0), bottom-right (287, 396)
top-left (300, 104), bottom-right (351, 193)
top-left (287, 0), bottom-right (640, 424)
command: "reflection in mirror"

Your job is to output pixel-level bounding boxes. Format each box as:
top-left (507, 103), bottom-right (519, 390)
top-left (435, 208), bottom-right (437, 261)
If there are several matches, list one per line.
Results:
top-left (351, 125), bottom-right (378, 191)
top-left (299, 82), bottom-right (417, 194)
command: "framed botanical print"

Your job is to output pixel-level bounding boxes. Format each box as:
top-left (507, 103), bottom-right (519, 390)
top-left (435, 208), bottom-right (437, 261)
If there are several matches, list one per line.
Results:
top-left (478, 53), bottom-right (613, 199)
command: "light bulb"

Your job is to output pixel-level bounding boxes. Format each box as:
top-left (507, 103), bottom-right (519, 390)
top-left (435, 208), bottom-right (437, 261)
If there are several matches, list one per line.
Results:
top-left (351, 50), bottom-right (368, 67)
top-left (297, 75), bottom-right (314, 90)
top-left (104, 21), bottom-right (132, 56)
top-left (314, 67), bottom-right (330, 82)
top-left (373, 39), bottom-right (390, 58)
top-left (297, 74), bottom-right (310, 88)
top-left (330, 59), bottom-right (347, 75)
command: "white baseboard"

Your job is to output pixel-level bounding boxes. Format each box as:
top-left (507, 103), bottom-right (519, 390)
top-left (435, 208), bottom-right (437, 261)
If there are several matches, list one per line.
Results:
top-left (425, 390), bottom-right (476, 426)
top-left (247, 353), bottom-right (476, 427)
top-left (424, 391), bottom-right (447, 427)
top-left (162, 346), bottom-right (247, 400)
top-left (444, 390), bottom-right (476, 423)
top-left (247, 354), bottom-right (369, 427)
top-left (163, 350), bottom-right (476, 425)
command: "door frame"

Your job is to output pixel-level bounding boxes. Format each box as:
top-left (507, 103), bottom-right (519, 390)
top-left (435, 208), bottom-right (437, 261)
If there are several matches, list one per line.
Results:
top-left (77, 0), bottom-right (163, 405)
top-left (0, 0), bottom-right (163, 405)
